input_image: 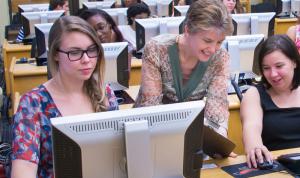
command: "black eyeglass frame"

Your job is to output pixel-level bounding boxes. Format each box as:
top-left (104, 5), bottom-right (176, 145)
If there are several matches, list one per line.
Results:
top-left (57, 47), bottom-right (100, 62)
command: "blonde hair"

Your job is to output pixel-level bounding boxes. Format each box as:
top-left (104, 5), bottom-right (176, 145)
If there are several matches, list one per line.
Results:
top-left (48, 16), bottom-right (107, 112)
top-left (185, 0), bottom-right (233, 36)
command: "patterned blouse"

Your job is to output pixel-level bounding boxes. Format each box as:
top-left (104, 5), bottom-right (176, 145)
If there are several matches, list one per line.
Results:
top-left (134, 34), bottom-right (230, 136)
top-left (11, 84), bottom-right (118, 178)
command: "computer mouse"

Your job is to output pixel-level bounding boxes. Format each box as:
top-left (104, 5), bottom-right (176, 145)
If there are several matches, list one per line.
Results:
top-left (257, 160), bottom-right (274, 170)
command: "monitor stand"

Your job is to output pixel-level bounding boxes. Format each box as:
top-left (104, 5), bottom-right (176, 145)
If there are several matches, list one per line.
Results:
top-left (124, 120), bottom-right (153, 178)
top-left (36, 57), bottom-right (47, 66)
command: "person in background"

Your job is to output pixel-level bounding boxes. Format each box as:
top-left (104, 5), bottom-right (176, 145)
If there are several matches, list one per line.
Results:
top-left (16, 0), bottom-right (69, 42)
top-left (79, 8), bottom-right (132, 75)
top-left (176, 0), bottom-right (194, 5)
top-left (78, 8), bottom-right (124, 43)
top-left (11, 16), bottom-right (118, 178)
top-left (286, 17), bottom-right (300, 53)
top-left (114, 0), bottom-right (141, 8)
top-left (118, 3), bottom-right (151, 55)
top-left (223, 0), bottom-right (245, 14)
top-left (134, 0), bottom-right (234, 142)
top-left (49, 0), bottom-right (69, 13)
top-left (241, 35), bottom-right (300, 169)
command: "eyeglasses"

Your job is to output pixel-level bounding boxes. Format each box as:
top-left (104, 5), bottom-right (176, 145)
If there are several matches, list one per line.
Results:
top-left (95, 23), bottom-right (110, 33)
top-left (57, 46), bottom-right (99, 61)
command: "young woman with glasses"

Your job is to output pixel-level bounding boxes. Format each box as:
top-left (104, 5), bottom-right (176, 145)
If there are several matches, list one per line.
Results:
top-left (78, 8), bottom-right (124, 43)
top-left (11, 16), bottom-right (118, 178)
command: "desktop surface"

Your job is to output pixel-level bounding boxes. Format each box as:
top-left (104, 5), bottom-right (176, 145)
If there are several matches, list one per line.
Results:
top-left (202, 147), bottom-right (300, 178)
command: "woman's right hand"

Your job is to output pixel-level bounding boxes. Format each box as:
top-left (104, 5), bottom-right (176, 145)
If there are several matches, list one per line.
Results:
top-left (246, 145), bottom-right (273, 168)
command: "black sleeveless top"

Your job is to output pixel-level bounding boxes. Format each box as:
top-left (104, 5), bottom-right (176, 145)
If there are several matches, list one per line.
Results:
top-left (256, 84), bottom-right (300, 151)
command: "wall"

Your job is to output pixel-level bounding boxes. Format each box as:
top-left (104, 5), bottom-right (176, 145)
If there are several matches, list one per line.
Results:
top-left (0, 0), bottom-right (10, 46)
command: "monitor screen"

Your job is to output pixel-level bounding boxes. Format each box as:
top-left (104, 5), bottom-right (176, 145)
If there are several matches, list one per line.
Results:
top-left (135, 16), bottom-right (185, 52)
top-left (223, 34), bottom-right (264, 75)
top-left (51, 100), bottom-right (205, 178)
top-left (291, 0), bottom-right (300, 16)
top-left (18, 3), bottom-right (49, 13)
top-left (143, 0), bottom-right (173, 17)
top-left (103, 8), bottom-right (128, 25)
top-left (102, 42), bottom-right (129, 91)
top-left (21, 10), bottom-right (64, 38)
top-left (231, 12), bottom-right (275, 37)
top-left (82, 1), bottom-right (115, 9)
top-left (174, 5), bottom-right (189, 16)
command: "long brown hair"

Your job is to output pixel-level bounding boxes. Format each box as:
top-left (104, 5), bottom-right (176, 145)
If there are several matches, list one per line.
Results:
top-left (48, 15), bottom-right (107, 112)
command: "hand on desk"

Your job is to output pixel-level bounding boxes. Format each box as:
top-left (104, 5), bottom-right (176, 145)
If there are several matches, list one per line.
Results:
top-left (246, 145), bottom-right (273, 169)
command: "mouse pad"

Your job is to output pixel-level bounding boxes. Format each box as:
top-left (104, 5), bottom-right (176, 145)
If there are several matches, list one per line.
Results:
top-left (221, 161), bottom-right (286, 177)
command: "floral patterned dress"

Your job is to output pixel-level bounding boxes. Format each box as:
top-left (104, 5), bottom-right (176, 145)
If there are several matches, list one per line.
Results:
top-left (11, 84), bottom-right (118, 178)
top-left (134, 34), bottom-right (230, 136)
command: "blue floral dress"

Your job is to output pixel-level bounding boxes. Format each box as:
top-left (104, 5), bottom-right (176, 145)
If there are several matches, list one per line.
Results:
top-left (11, 84), bottom-right (118, 178)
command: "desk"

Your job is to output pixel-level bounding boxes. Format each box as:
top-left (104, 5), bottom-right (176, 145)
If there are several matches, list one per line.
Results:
top-left (274, 18), bottom-right (298, 35)
top-left (2, 39), bottom-right (32, 95)
top-left (121, 85), bottom-right (244, 155)
top-left (201, 147), bottom-right (300, 178)
top-left (9, 58), bottom-right (47, 116)
top-left (11, 0), bottom-right (49, 13)
top-left (129, 58), bottom-right (142, 86)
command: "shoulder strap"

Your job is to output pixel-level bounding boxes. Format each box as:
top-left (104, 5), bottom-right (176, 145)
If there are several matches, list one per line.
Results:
top-left (255, 84), bottom-right (278, 110)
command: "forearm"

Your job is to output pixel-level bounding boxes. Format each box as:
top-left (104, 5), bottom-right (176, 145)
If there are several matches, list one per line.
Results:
top-left (11, 159), bottom-right (37, 178)
top-left (243, 124), bottom-right (264, 151)
top-left (205, 90), bottom-right (229, 137)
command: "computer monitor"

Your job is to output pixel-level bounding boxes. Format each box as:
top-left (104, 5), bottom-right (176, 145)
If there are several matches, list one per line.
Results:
top-left (223, 34), bottom-right (264, 76)
top-left (231, 12), bottom-right (275, 37)
top-left (291, 0), bottom-right (300, 16)
top-left (143, 0), bottom-right (173, 17)
top-left (51, 100), bottom-right (205, 178)
top-left (135, 16), bottom-right (185, 52)
top-left (276, 0), bottom-right (291, 17)
top-left (21, 10), bottom-right (64, 38)
top-left (82, 1), bottom-right (115, 9)
top-left (34, 23), bottom-right (53, 66)
top-left (18, 3), bottom-right (49, 13)
top-left (68, 0), bottom-right (80, 15)
top-left (102, 8), bottom-right (128, 25)
top-left (174, 5), bottom-right (189, 16)
top-left (102, 42), bottom-right (129, 91)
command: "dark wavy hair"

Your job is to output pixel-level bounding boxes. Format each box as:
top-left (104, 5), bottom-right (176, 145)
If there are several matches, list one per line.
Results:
top-left (258, 34), bottom-right (300, 90)
top-left (49, 0), bottom-right (67, 10)
top-left (78, 8), bottom-right (124, 42)
top-left (127, 3), bottom-right (150, 25)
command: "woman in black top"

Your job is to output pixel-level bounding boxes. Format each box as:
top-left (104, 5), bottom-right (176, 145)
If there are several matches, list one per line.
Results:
top-left (241, 35), bottom-right (300, 168)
